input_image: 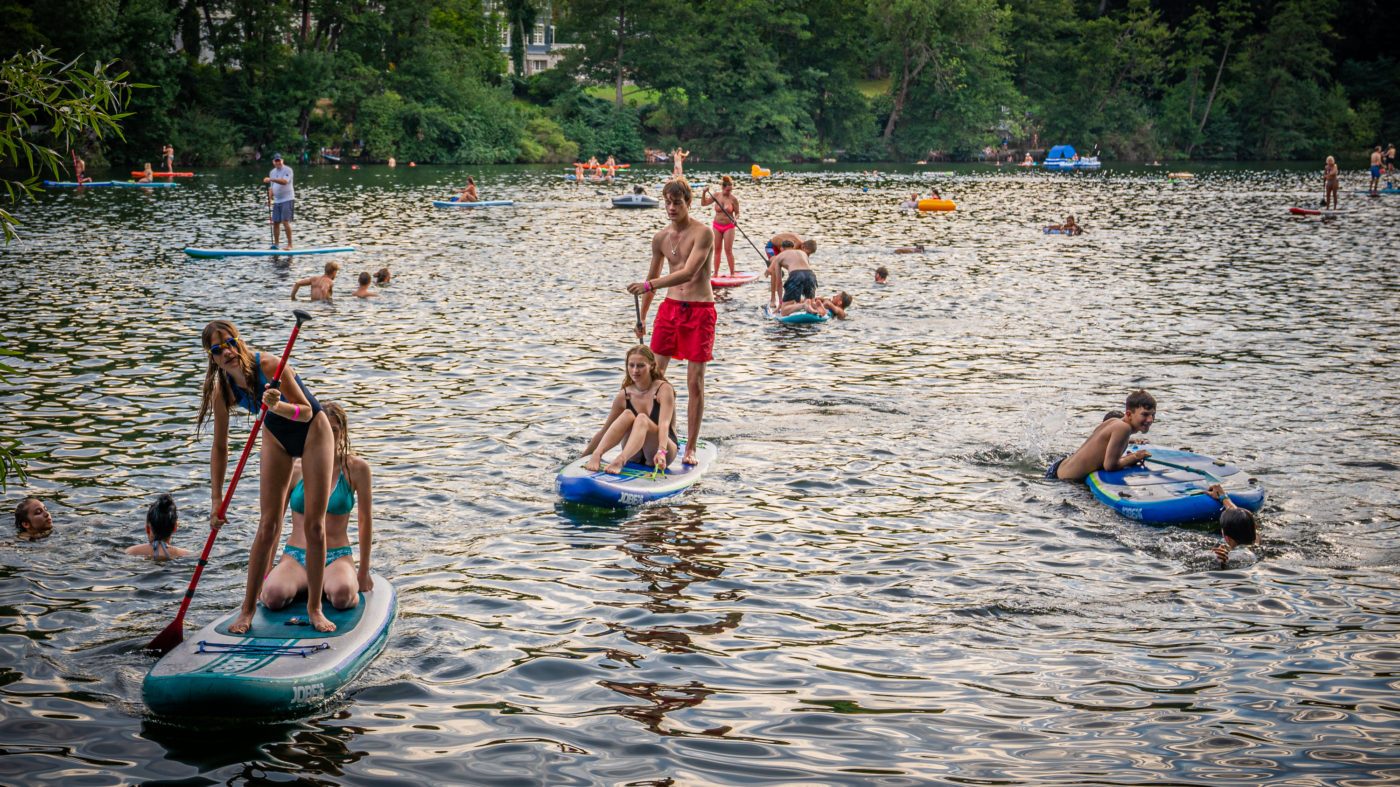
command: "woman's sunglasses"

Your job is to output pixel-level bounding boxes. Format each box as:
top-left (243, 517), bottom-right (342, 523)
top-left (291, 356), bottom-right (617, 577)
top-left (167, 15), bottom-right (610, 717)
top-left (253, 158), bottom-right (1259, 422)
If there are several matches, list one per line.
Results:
top-left (206, 337), bottom-right (239, 356)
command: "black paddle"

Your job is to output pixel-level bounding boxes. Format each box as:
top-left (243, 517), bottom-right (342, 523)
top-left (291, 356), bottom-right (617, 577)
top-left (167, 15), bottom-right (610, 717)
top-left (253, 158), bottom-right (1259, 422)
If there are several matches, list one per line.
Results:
top-left (633, 292), bottom-right (644, 339)
top-left (146, 310), bottom-right (313, 655)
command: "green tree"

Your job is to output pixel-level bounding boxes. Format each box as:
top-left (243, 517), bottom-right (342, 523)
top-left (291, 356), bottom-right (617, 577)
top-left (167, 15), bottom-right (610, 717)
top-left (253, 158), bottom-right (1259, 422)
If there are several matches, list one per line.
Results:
top-left (0, 49), bottom-right (139, 242)
top-left (1234, 0), bottom-right (1340, 158)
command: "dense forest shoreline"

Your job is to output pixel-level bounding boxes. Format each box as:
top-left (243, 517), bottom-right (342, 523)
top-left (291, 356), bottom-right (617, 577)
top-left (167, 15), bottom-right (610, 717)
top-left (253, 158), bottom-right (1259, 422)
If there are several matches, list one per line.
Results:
top-left (4, 0), bottom-right (1396, 167)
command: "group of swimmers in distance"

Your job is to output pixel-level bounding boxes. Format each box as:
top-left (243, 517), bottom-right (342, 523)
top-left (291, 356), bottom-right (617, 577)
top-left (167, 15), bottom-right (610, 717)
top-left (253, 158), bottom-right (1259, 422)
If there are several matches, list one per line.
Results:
top-left (290, 261), bottom-right (391, 301)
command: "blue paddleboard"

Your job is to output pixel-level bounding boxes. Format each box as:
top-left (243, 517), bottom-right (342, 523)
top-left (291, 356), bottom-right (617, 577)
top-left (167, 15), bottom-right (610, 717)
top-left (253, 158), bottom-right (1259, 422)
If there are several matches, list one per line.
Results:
top-left (1087, 445), bottom-right (1264, 525)
top-left (184, 246), bottom-right (356, 258)
top-left (43, 180), bottom-right (114, 188)
top-left (112, 181), bottom-right (180, 188)
top-left (764, 305), bottom-right (829, 324)
top-left (143, 573), bottom-right (396, 719)
top-left (557, 439), bottom-right (717, 508)
top-left (432, 199), bottom-right (514, 208)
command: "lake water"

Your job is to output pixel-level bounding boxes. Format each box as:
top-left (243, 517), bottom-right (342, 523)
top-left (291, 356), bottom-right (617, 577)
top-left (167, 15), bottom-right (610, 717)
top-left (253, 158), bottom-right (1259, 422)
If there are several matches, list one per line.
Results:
top-left (2, 163), bottom-right (1398, 784)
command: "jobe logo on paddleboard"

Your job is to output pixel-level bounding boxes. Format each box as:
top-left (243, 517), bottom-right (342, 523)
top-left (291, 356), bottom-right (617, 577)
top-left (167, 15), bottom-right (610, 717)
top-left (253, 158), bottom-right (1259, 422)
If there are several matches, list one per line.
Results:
top-left (618, 492), bottom-right (644, 505)
top-left (210, 656), bottom-right (262, 674)
top-left (293, 682), bottom-right (326, 704)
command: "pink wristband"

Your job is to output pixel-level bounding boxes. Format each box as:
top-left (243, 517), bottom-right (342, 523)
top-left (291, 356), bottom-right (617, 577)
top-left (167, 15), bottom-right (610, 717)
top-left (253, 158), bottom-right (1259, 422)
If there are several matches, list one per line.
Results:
top-left (644, 280), bottom-right (652, 292)
top-left (293, 403), bottom-right (301, 420)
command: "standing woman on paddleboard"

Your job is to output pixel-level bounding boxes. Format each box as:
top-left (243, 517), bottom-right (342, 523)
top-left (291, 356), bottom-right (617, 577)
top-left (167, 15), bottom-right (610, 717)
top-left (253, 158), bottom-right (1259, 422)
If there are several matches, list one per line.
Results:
top-left (701, 177), bottom-right (740, 277)
top-left (198, 319), bottom-right (338, 633)
top-left (1323, 156), bottom-right (1340, 210)
top-left (260, 402), bottom-right (374, 613)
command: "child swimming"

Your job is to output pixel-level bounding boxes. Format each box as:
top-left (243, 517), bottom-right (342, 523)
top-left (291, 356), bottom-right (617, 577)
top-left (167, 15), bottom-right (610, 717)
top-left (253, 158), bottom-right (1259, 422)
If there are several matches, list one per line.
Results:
top-left (126, 494), bottom-right (190, 560)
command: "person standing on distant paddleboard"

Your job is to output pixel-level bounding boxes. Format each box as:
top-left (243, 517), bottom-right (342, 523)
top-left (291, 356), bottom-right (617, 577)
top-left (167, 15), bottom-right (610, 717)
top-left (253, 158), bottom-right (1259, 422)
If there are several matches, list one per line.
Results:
top-left (198, 319), bottom-right (338, 634)
top-left (162, 143), bottom-right (175, 173)
top-left (1323, 156), bottom-right (1340, 209)
top-left (701, 176), bottom-right (740, 277)
top-left (1368, 146), bottom-right (1383, 196)
top-left (627, 178), bottom-right (715, 466)
top-left (264, 153), bottom-right (295, 250)
top-left (1046, 390), bottom-right (1156, 481)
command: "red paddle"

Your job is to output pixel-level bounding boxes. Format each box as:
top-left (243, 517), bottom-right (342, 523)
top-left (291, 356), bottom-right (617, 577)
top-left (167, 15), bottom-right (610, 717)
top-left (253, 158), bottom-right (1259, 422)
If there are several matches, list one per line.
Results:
top-left (146, 309), bottom-right (313, 655)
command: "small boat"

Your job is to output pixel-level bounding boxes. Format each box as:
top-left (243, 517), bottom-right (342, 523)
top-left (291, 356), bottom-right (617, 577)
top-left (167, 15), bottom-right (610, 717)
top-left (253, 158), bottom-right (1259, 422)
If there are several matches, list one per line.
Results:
top-left (612, 193), bottom-right (658, 208)
top-left (1043, 145), bottom-right (1101, 171)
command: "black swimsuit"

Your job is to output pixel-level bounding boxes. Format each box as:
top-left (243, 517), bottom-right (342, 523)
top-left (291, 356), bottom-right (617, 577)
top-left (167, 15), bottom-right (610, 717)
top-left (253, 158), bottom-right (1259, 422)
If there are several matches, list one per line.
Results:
top-left (624, 382), bottom-right (678, 465)
top-left (227, 351), bottom-right (322, 457)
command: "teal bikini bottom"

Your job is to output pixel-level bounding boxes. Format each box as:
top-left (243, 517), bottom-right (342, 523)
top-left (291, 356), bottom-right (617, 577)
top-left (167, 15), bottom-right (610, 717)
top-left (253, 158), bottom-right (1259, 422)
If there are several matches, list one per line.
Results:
top-left (284, 544), bottom-right (355, 567)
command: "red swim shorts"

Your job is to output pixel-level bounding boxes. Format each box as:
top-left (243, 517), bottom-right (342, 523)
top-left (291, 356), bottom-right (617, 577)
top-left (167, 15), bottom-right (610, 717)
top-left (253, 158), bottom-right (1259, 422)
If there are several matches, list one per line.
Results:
top-left (650, 298), bottom-right (716, 363)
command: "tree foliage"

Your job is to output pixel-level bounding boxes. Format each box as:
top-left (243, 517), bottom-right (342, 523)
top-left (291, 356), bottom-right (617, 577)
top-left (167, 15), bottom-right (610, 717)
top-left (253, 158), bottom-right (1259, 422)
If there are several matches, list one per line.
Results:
top-left (5, 0), bottom-right (1396, 163)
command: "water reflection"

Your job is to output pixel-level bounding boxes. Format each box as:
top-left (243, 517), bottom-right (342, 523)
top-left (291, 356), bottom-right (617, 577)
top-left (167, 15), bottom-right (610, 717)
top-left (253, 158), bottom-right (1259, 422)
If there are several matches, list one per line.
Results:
top-left (0, 163), bottom-right (1397, 783)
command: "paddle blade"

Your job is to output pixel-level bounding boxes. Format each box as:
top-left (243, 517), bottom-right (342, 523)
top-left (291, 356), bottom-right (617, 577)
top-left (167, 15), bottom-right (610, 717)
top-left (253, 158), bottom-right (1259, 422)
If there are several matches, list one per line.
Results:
top-left (146, 617), bottom-right (185, 655)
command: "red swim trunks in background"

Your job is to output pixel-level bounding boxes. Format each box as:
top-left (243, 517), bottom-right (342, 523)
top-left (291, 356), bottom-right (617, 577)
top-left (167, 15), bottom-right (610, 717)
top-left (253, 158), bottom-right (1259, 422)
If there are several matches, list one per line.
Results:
top-left (650, 298), bottom-right (716, 363)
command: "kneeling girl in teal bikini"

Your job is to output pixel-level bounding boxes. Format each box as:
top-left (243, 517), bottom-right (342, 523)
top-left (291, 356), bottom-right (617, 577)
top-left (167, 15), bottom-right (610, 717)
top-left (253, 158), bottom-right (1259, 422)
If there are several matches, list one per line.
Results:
top-left (260, 402), bottom-right (374, 612)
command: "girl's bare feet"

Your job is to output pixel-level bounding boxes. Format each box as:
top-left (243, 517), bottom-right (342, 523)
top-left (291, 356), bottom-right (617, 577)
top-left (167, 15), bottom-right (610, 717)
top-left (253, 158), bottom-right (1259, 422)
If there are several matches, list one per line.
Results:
top-left (603, 457), bottom-right (626, 474)
top-left (228, 608), bottom-right (256, 634)
top-left (307, 609), bottom-right (336, 632)
top-left (584, 455), bottom-right (603, 472)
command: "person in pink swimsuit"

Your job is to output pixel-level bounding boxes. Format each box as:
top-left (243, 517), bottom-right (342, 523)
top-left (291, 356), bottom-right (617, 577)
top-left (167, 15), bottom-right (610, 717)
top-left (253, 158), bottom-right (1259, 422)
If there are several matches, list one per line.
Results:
top-left (701, 176), bottom-right (740, 276)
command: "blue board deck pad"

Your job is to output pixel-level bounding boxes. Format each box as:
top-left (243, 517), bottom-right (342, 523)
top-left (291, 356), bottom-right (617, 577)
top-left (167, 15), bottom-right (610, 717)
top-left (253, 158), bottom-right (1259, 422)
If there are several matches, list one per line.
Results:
top-left (143, 573), bottom-right (396, 719)
top-left (1086, 445), bottom-right (1264, 525)
top-left (557, 439), bottom-right (717, 508)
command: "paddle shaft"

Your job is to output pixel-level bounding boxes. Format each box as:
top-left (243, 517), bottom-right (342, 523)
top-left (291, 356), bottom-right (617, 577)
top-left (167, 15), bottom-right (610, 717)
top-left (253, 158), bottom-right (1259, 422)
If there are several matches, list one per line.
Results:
top-left (146, 311), bottom-right (311, 654)
top-left (706, 188), bottom-right (770, 268)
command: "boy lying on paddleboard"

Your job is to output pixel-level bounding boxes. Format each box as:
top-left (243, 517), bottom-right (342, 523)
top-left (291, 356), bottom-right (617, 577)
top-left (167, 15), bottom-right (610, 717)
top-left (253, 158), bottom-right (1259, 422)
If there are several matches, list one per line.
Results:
top-left (1047, 390), bottom-right (1156, 481)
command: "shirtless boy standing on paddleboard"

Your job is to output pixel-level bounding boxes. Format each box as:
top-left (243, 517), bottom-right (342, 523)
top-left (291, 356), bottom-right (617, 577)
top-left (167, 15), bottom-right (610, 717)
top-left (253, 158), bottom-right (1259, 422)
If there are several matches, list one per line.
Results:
top-left (627, 178), bottom-right (715, 465)
top-left (1048, 389), bottom-right (1156, 481)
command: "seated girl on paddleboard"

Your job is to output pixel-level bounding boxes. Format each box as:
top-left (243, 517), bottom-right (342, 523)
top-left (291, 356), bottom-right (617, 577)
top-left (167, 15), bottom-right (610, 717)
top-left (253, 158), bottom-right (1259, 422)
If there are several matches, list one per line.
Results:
top-left (455, 177), bottom-right (478, 203)
top-left (582, 346), bottom-right (679, 476)
top-left (199, 319), bottom-right (339, 633)
top-left (126, 494), bottom-right (190, 560)
top-left (261, 402), bottom-right (374, 612)
top-left (137, 163), bottom-right (155, 183)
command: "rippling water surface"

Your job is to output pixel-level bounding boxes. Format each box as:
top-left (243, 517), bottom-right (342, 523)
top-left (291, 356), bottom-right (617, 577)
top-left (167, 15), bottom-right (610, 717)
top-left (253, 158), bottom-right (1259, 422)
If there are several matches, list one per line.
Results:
top-left (2, 163), bottom-right (1398, 784)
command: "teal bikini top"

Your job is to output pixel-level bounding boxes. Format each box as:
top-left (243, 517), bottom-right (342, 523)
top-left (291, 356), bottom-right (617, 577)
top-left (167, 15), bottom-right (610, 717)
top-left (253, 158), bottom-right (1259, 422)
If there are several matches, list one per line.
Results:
top-left (289, 471), bottom-right (355, 516)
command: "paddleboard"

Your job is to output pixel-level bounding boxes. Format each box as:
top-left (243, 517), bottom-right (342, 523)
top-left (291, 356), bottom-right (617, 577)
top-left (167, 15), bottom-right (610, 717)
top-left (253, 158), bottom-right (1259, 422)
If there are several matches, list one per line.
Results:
top-left (566, 173), bottom-right (625, 180)
top-left (1086, 445), bottom-right (1264, 526)
top-left (432, 199), bottom-right (514, 208)
top-left (112, 181), bottom-right (179, 188)
top-left (131, 171), bottom-right (194, 177)
top-left (1288, 207), bottom-right (1348, 216)
top-left (1354, 188), bottom-right (1399, 195)
top-left (655, 182), bottom-right (706, 191)
top-left (143, 573), bottom-right (395, 719)
top-left (184, 246), bottom-right (356, 258)
top-left (43, 180), bottom-right (114, 188)
top-left (557, 439), bottom-right (717, 507)
top-left (712, 271), bottom-right (760, 288)
top-left (1043, 228), bottom-right (1078, 235)
top-left (571, 163), bottom-right (630, 169)
top-left (764, 304), bottom-right (829, 324)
